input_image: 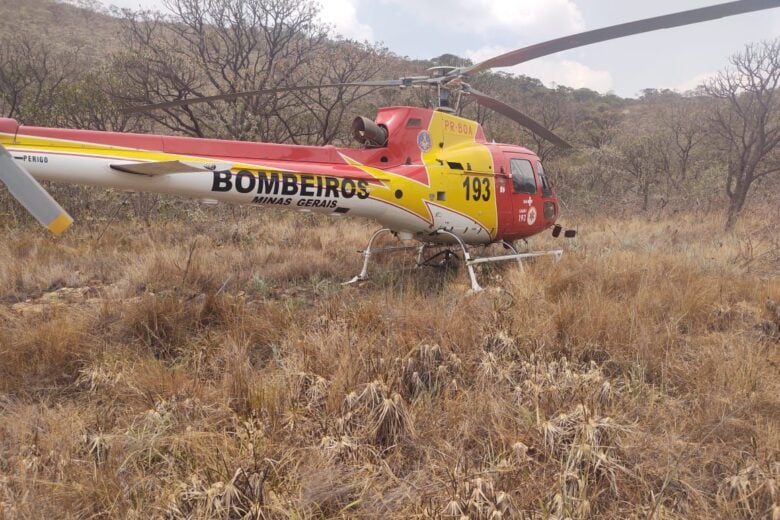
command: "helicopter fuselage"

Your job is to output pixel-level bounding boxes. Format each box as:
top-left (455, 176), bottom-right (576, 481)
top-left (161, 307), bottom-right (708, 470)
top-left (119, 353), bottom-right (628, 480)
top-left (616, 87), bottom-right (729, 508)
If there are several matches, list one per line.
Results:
top-left (0, 106), bottom-right (558, 245)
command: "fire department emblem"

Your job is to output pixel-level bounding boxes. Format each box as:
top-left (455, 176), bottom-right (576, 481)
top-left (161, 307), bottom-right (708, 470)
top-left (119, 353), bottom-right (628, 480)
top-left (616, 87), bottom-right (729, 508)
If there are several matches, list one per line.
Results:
top-left (417, 130), bottom-right (432, 152)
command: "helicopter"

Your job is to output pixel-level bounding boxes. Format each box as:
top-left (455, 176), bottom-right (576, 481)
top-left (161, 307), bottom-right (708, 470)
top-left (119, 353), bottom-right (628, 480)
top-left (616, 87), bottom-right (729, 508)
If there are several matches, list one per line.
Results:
top-left (1, 0), bottom-right (778, 291)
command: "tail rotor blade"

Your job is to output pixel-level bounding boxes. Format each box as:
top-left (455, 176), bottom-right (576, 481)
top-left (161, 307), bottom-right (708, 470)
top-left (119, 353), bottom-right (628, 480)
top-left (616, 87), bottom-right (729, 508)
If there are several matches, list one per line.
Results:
top-left (0, 145), bottom-right (73, 235)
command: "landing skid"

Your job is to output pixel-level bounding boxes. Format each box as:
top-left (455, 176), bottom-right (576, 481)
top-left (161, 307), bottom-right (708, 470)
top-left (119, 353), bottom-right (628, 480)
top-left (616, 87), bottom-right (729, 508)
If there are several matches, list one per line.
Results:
top-left (343, 228), bottom-right (563, 292)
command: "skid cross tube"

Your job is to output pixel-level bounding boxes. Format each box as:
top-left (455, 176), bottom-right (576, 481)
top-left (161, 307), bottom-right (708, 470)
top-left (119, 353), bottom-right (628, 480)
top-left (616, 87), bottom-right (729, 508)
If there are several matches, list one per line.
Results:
top-left (460, 247), bottom-right (563, 292)
top-left (468, 249), bottom-right (563, 265)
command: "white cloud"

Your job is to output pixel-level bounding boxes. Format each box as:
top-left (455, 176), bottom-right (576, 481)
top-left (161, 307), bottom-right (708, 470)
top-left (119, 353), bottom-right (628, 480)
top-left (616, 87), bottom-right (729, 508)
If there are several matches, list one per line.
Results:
top-left (380, 0), bottom-right (584, 35)
top-left (670, 71), bottom-right (717, 93)
top-left (464, 45), bottom-right (613, 92)
top-left (319, 0), bottom-right (374, 41)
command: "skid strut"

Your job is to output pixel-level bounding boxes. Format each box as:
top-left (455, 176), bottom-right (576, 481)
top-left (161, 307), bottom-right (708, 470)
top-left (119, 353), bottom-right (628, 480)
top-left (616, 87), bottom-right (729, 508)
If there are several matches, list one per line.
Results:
top-left (344, 228), bottom-right (402, 285)
top-left (344, 228), bottom-right (563, 291)
top-left (434, 230), bottom-right (484, 292)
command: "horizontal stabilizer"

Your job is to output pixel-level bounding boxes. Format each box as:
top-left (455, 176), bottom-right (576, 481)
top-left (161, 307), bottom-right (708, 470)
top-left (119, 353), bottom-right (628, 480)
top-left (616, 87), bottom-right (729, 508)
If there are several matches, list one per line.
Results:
top-left (110, 160), bottom-right (232, 176)
top-left (0, 145), bottom-right (73, 235)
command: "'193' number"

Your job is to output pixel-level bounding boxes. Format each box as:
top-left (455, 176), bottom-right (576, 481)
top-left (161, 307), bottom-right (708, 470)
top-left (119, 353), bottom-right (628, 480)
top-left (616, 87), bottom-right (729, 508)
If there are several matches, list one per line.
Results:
top-left (463, 176), bottom-right (490, 201)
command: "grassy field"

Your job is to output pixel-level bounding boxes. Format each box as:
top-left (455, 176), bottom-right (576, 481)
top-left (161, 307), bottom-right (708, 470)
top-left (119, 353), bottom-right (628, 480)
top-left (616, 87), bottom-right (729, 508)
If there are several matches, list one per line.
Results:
top-left (0, 207), bottom-right (778, 519)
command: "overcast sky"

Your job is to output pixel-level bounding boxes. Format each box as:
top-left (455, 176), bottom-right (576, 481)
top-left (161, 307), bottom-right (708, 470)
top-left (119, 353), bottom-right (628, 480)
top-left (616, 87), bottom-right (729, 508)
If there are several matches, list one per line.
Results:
top-left (102, 0), bottom-right (780, 97)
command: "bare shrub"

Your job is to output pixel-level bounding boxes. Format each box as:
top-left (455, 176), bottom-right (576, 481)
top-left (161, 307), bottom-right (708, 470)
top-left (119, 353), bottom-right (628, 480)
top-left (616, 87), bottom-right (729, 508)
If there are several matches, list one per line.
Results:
top-left (397, 343), bottom-right (461, 400)
top-left (339, 380), bottom-right (413, 448)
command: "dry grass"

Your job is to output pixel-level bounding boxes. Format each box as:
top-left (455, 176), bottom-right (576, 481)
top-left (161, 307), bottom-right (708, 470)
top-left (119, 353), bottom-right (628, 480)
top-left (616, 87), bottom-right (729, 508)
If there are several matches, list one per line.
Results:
top-left (0, 207), bottom-right (778, 518)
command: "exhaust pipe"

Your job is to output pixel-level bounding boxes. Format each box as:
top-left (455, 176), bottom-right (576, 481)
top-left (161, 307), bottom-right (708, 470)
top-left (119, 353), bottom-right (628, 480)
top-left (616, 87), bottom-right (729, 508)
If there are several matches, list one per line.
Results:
top-left (352, 116), bottom-right (388, 147)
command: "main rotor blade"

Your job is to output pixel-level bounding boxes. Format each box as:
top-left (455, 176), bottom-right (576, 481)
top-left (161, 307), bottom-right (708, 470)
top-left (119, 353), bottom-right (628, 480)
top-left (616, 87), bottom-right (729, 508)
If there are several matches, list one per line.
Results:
top-left (463, 0), bottom-right (780, 75)
top-left (122, 79), bottom-right (408, 114)
top-left (0, 145), bottom-right (73, 235)
top-left (465, 88), bottom-right (571, 148)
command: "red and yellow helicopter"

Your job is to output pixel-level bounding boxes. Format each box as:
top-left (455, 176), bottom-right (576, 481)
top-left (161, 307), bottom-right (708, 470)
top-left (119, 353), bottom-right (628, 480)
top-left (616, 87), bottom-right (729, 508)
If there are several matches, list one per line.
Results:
top-left (1, 0), bottom-right (777, 290)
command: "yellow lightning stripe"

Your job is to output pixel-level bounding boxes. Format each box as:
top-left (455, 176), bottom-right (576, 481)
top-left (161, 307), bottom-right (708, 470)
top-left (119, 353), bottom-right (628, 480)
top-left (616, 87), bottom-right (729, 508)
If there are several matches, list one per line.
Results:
top-left (340, 153), bottom-right (434, 224)
top-left (0, 133), bottom-right (284, 173)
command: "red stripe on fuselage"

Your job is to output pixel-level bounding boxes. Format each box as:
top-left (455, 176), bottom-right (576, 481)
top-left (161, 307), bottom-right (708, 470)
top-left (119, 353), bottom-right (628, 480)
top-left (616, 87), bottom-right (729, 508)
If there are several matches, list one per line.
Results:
top-left (15, 126), bottom-right (399, 168)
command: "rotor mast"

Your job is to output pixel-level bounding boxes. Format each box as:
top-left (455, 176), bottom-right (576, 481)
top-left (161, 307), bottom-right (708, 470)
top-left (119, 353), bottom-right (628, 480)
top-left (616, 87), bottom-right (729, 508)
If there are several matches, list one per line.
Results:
top-left (426, 66), bottom-right (459, 112)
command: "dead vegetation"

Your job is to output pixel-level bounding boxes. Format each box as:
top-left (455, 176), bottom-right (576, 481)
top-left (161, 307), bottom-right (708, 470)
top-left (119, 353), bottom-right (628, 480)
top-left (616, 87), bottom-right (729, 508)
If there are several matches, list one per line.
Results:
top-left (0, 208), bottom-right (778, 518)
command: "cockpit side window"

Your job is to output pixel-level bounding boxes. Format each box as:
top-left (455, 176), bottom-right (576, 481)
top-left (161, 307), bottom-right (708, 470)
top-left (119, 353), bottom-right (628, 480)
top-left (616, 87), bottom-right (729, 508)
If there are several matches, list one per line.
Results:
top-left (537, 161), bottom-right (552, 197)
top-left (510, 159), bottom-right (537, 194)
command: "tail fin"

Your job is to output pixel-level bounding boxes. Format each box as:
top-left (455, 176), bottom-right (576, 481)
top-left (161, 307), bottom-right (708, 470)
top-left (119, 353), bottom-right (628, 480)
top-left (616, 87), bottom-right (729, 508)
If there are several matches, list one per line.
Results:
top-left (0, 145), bottom-right (73, 235)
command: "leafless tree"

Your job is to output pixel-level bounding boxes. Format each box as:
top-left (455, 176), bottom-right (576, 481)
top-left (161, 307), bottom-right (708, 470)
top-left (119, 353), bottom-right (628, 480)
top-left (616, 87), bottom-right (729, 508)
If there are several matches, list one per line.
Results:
top-left (576, 104), bottom-right (621, 150)
top-left (520, 88), bottom-right (572, 162)
top-left (640, 90), bottom-right (709, 184)
top-left (283, 41), bottom-right (394, 145)
top-left (0, 35), bottom-right (78, 124)
top-left (111, 0), bottom-right (328, 140)
top-left (629, 91), bottom-right (713, 207)
top-left (611, 114), bottom-right (672, 211)
top-left (54, 68), bottom-right (148, 132)
top-left (111, 0), bottom-right (391, 144)
top-left (663, 97), bottom-right (708, 181)
top-left (705, 39), bottom-right (780, 230)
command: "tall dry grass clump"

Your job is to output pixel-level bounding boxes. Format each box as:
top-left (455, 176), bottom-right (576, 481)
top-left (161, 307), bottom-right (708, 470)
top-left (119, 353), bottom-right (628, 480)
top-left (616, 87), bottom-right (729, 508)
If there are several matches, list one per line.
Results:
top-left (0, 209), bottom-right (778, 518)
